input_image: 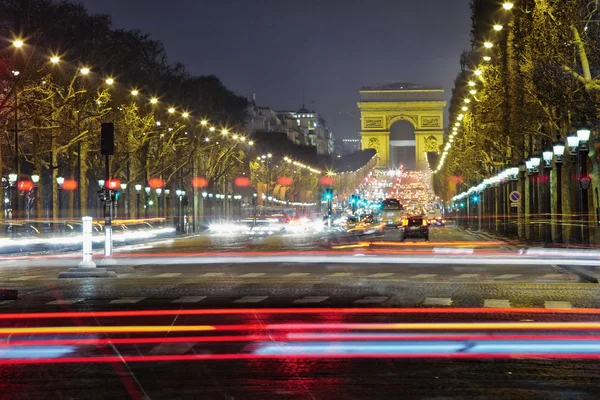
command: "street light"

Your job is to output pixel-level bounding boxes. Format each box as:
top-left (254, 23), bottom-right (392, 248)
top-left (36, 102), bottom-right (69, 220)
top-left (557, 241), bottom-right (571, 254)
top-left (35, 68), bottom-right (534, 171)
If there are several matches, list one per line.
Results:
top-left (567, 131), bottom-right (580, 155)
top-left (135, 184), bottom-right (142, 218)
top-left (503, 2), bottom-right (514, 10)
top-left (577, 123), bottom-right (593, 246)
top-left (156, 188), bottom-right (163, 217)
top-left (8, 173), bottom-right (17, 184)
top-left (144, 186), bottom-right (151, 218)
top-left (553, 139), bottom-right (566, 243)
top-left (57, 176), bottom-right (64, 220)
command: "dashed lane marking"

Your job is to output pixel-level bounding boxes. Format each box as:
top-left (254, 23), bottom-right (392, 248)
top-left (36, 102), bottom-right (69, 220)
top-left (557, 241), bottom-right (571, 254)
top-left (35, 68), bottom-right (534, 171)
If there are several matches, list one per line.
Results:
top-left (545, 301), bottom-right (572, 309)
top-left (171, 296), bottom-right (207, 304)
top-left (110, 297), bottom-right (145, 304)
top-left (154, 273), bottom-right (181, 278)
top-left (328, 272), bottom-right (353, 277)
top-left (46, 299), bottom-right (82, 305)
top-left (199, 273), bottom-right (224, 277)
top-left (0, 300), bottom-right (15, 305)
top-left (233, 296), bottom-right (268, 304)
top-left (455, 274), bottom-right (479, 279)
top-left (293, 296), bottom-right (329, 304)
top-left (424, 297), bottom-right (453, 306)
top-left (354, 296), bottom-right (389, 304)
top-left (117, 274), bottom-right (132, 278)
top-left (492, 274), bottom-right (522, 279)
top-left (284, 273), bottom-right (311, 277)
top-left (239, 273), bottom-right (266, 278)
top-left (367, 273), bottom-right (395, 278)
top-left (11, 276), bottom-right (43, 281)
top-left (484, 299), bottom-right (512, 308)
top-left (410, 274), bottom-right (438, 279)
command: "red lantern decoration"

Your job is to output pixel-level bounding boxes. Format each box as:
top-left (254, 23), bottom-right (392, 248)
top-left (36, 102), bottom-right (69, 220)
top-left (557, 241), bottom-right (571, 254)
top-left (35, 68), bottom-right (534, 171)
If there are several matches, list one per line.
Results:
top-left (106, 179), bottom-right (120, 190)
top-left (192, 177), bottom-right (208, 188)
top-left (17, 180), bottom-right (34, 192)
top-left (319, 176), bottom-right (334, 186)
top-left (233, 176), bottom-right (251, 187)
top-left (62, 178), bottom-right (78, 191)
top-left (148, 177), bottom-right (164, 189)
top-left (277, 176), bottom-right (293, 186)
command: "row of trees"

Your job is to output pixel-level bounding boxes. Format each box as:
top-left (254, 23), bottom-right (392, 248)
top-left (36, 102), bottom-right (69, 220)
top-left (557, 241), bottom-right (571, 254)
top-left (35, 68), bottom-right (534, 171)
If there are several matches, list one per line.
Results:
top-left (0, 0), bottom-right (249, 221)
top-left (435, 0), bottom-right (600, 243)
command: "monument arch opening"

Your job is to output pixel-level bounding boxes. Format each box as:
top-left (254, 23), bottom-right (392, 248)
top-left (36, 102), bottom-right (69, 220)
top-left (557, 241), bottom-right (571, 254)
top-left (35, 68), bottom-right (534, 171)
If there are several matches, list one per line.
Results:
top-left (389, 119), bottom-right (416, 169)
top-left (357, 82), bottom-right (446, 170)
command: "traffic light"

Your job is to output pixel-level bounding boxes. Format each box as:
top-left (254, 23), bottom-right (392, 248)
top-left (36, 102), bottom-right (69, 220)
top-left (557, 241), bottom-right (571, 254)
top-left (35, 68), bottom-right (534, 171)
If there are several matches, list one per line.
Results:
top-left (100, 123), bottom-right (115, 155)
top-left (324, 188), bottom-right (333, 201)
top-left (471, 195), bottom-right (479, 203)
top-left (110, 190), bottom-right (120, 202)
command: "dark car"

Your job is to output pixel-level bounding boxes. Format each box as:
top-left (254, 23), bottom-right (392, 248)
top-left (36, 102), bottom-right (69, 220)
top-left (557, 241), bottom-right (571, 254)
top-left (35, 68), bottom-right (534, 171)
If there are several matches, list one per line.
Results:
top-left (399, 215), bottom-right (429, 241)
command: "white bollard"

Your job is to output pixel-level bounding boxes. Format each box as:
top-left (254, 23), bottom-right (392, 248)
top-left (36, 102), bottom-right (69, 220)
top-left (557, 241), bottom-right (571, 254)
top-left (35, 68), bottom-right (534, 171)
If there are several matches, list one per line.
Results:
top-left (78, 216), bottom-right (96, 268)
top-left (104, 225), bottom-right (113, 257)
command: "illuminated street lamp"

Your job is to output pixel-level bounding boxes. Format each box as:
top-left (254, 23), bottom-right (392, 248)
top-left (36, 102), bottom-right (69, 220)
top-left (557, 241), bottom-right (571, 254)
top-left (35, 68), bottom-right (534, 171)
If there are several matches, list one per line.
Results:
top-left (483, 42), bottom-right (493, 49)
top-left (135, 184), bottom-right (142, 218)
top-left (57, 176), bottom-right (65, 219)
top-left (12, 39), bottom-right (24, 48)
top-left (50, 56), bottom-right (60, 64)
top-left (553, 139), bottom-right (566, 243)
top-left (503, 2), bottom-right (514, 10)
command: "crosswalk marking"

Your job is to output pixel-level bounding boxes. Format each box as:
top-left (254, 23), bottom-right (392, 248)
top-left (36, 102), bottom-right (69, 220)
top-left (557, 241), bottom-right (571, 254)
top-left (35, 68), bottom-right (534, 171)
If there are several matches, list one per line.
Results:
top-left (154, 273), bottom-right (181, 278)
top-left (541, 274), bottom-right (566, 279)
top-left (239, 273), bottom-right (266, 278)
top-left (484, 299), bottom-right (511, 308)
top-left (544, 301), bottom-right (572, 309)
top-left (455, 274), bottom-right (479, 279)
top-left (367, 273), bottom-right (395, 278)
top-left (47, 299), bottom-right (82, 305)
top-left (149, 342), bottom-right (195, 355)
top-left (171, 296), bottom-right (207, 304)
top-left (110, 297), bottom-right (145, 304)
top-left (284, 272), bottom-right (311, 277)
top-left (11, 275), bottom-right (43, 281)
top-left (424, 297), bottom-right (452, 306)
top-left (199, 272), bottom-right (224, 277)
top-left (293, 296), bottom-right (329, 304)
top-left (493, 274), bottom-right (521, 279)
top-left (233, 296), bottom-right (268, 303)
top-left (354, 296), bottom-right (389, 304)
top-left (328, 272), bottom-right (352, 277)
top-left (410, 274), bottom-right (438, 279)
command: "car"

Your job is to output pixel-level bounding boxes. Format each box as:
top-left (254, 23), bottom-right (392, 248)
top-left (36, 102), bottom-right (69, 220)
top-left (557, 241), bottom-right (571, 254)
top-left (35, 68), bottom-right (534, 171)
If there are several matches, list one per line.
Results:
top-left (399, 215), bottom-right (429, 241)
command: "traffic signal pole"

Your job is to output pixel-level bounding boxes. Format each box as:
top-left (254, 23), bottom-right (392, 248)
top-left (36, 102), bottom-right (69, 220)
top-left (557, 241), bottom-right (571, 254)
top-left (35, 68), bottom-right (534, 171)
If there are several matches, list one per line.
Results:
top-left (104, 153), bottom-right (113, 257)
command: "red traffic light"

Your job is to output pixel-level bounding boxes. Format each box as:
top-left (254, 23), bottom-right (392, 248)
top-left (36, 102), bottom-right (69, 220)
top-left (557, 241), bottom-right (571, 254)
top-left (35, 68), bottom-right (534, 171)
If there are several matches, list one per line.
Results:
top-left (233, 176), bottom-right (251, 187)
top-left (277, 176), bottom-right (293, 187)
top-left (192, 177), bottom-right (208, 188)
top-left (148, 177), bottom-right (164, 189)
top-left (106, 179), bottom-right (120, 190)
top-left (62, 179), bottom-right (78, 191)
top-left (319, 176), bottom-right (334, 186)
top-left (17, 180), bottom-right (34, 191)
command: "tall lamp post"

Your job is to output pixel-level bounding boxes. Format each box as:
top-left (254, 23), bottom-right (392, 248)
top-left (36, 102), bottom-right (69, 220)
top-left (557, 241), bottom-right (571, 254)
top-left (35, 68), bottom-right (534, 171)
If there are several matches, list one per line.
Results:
top-left (156, 188), bottom-right (163, 218)
top-left (120, 183), bottom-right (128, 219)
top-left (525, 157), bottom-right (540, 241)
top-left (577, 123), bottom-right (592, 246)
top-left (135, 184), bottom-right (142, 218)
top-left (541, 148), bottom-right (554, 244)
top-left (56, 176), bottom-right (65, 221)
top-left (176, 189), bottom-right (182, 233)
top-left (553, 139), bottom-right (565, 243)
top-left (252, 192), bottom-right (258, 226)
top-left (164, 189), bottom-right (170, 226)
top-left (8, 173), bottom-right (17, 220)
top-left (31, 173), bottom-right (40, 223)
top-left (201, 191), bottom-right (207, 225)
top-left (144, 186), bottom-right (151, 218)
top-left (567, 131), bottom-right (581, 243)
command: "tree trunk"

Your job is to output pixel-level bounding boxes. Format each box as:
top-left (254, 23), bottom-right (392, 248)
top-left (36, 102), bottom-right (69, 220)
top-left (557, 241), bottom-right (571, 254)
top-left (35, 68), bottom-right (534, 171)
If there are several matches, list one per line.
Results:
top-left (51, 134), bottom-right (58, 225)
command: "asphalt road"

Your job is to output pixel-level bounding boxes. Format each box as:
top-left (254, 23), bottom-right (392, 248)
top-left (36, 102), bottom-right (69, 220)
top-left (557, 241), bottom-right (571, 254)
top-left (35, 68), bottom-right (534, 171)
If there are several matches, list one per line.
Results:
top-left (2, 308), bottom-right (600, 399)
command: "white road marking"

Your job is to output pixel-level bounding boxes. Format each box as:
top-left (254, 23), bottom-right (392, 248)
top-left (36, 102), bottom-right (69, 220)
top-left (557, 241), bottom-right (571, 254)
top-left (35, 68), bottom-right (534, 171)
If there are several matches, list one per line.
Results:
top-left (11, 275), bottom-right (43, 281)
top-left (484, 299), bottom-right (511, 308)
top-left (239, 273), bottom-right (266, 278)
top-left (284, 272), bottom-right (311, 277)
top-left (328, 272), bottom-right (352, 277)
top-left (117, 274), bottom-right (132, 278)
top-left (544, 301), bottom-right (572, 309)
top-left (424, 297), bottom-right (453, 306)
top-left (492, 274), bottom-right (522, 279)
top-left (171, 296), bottom-right (207, 304)
top-left (367, 273), bottom-right (395, 278)
top-left (455, 274), bottom-right (479, 279)
top-left (0, 300), bottom-right (15, 305)
top-left (47, 299), bottom-right (82, 305)
top-left (199, 272), bottom-right (224, 277)
top-left (233, 296), bottom-right (268, 303)
top-left (110, 297), bottom-right (145, 304)
top-left (354, 296), bottom-right (389, 304)
top-left (154, 273), bottom-right (181, 278)
top-left (410, 274), bottom-right (438, 279)
top-left (293, 296), bottom-right (329, 304)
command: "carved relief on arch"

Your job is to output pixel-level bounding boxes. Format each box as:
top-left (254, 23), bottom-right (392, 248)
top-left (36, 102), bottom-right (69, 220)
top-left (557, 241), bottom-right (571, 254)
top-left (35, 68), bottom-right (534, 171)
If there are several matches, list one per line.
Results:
top-left (386, 114), bottom-right (418, 130)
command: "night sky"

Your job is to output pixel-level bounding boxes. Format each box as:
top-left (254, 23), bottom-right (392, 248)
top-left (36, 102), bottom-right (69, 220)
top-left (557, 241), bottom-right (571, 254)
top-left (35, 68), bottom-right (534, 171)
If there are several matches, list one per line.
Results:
top-left (82, 0), bottom-right (472, 139)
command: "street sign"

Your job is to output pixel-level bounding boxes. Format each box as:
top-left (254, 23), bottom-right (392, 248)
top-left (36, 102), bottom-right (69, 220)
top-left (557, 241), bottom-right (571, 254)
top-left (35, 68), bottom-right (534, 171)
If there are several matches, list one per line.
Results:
top-left (509, 191), bottom-right (521, 202)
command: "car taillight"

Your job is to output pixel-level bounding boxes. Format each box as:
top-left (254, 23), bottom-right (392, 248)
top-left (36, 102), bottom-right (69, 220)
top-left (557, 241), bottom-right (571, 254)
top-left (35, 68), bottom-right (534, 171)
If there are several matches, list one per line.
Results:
top-left (422, 220), bottom-right (428, 226)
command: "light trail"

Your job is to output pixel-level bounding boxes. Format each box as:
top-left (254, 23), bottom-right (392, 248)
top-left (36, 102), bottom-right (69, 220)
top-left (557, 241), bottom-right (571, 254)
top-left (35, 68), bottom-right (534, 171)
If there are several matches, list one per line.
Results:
top-left (2, 307), bottom-right (600, 320)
